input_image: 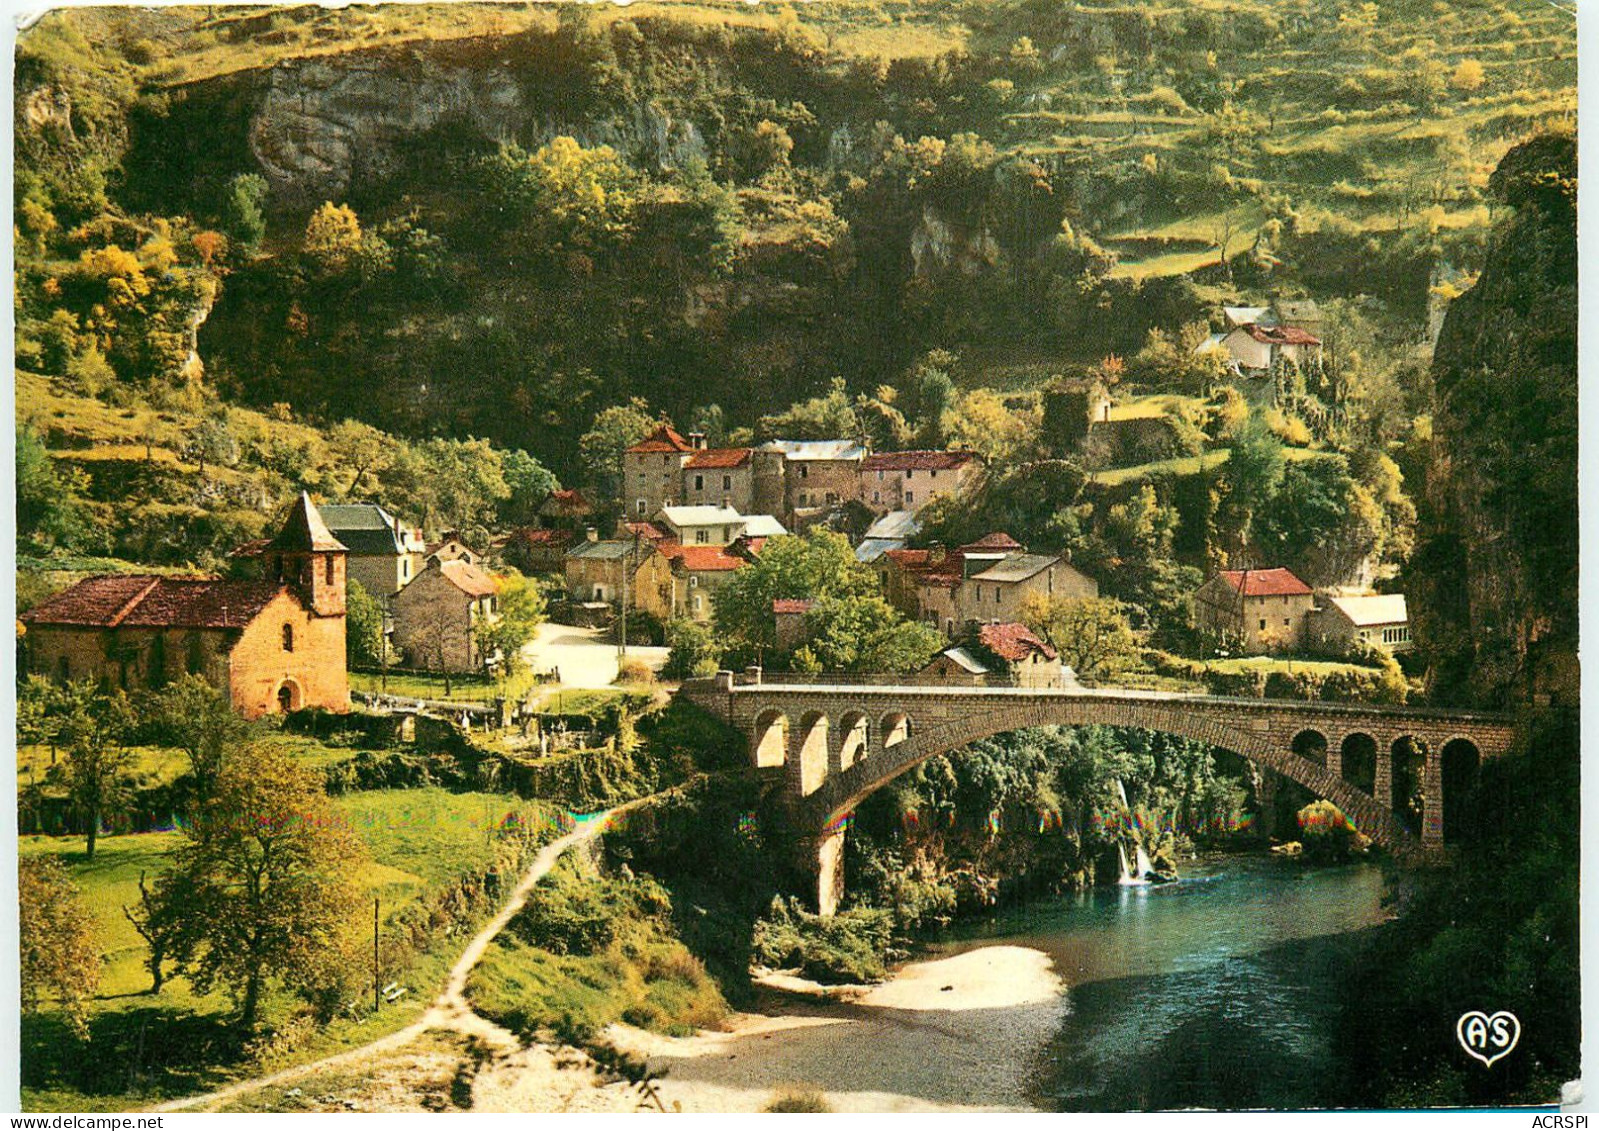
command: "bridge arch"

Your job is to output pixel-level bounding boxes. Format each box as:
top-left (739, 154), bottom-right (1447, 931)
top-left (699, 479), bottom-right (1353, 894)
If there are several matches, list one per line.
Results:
top-left (1339, 732), bottom-right (1377, 795)
top-left (795, 711), bottom-right (829, 796)
top-left (836, 711), bottom-right (870, 770)
top-left (1440, 738), bottom-right (1481, 844)
top-left (1390, 735), bottom-right (1429, 836)
top-left (880, 712), bottom-right (911, 750)
top-left (1291, 728), bottom-right (1328, 767)
top-left (753, 709), bottom-right (788, 769)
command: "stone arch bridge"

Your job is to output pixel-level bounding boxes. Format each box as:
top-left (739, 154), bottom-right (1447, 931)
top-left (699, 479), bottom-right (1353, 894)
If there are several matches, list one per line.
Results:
top-left (680, 672), bottom-right (1518, 914)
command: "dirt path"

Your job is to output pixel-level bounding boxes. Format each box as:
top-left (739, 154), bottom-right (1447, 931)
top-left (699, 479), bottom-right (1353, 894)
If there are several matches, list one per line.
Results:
top-left (151, 809), bottom-right (621, 1113)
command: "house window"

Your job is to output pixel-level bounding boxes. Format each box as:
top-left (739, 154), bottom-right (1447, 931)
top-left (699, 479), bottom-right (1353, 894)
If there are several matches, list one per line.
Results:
top-left (402, 558), bottom-right (410, 580)
top-left (57, 656), bottom-right (70, 683)
top-left (1283, 618), bottom-right (1290, 627)
top-left (722, 526), bottom-right (731, 541)
top-left (873, 491), bottom-right (881, 504)
top-left (722, 475), bottom-right (732, 490)
top-left (931, 469), bottom-right (939, 479)
top-left (905, 491), bottom-right (914, 504)
top-left (595, 585), bottom-right (606, 602)
top-left (637, 499), bottom-right (647, 516)
top-left (694, 474), bottom-right (704, 491)
top-left (283, 624), bottom-right (295, 652)
top-left (693, 594), bottom-right (703, 613)
top-left (800, 465), bottom-right (809, 478)
top-left (326, 555), bottom-right (335, 585)
top-left (696, 530), bottom-right (708, 544)
top-left (1259, 619), bottom-right (1267, 631)
top-left (907, 469), bottom-right (914, 480)
top-left (689, 575), bottom-right (698, 589)
top-left (877, 470), bottom-right (884, 481)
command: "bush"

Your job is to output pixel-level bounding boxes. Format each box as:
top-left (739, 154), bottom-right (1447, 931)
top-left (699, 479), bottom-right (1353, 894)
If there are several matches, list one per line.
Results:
top-left (765, 1087), bottom-right (831, 1112)
top-left (751, 896), bottom-right (896, 984)
top-left (662, 618), bottom-right (721, 680)
top-left (614, 657), bottom-right (656, 686)
top-left (1297, 799), bottom-right (1356, 861)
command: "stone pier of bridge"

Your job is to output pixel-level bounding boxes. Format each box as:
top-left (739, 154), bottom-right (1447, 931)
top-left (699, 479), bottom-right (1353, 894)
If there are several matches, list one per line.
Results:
top-left (681, 672), bottom-right (1520, 915)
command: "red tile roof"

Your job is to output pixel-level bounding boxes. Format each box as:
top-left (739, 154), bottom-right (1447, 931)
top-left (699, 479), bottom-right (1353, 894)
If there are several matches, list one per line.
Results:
top-left (1217, 567), bottom-right (1313, 597)
top-left (978, 622), bottom-right (1058, 663)
top-left (541, 488), bottom-right (592, 514)
top-left (884, 549), bottom-right (932, 568)
top-left (772, 599), bottom-right (813, 614)
top-left (684, 447), bottom-right (752, 470)
top-left (513, 528), bottom-right (572, 547)
top-left (621, 521), bottom-right (668, 541)
top-left (1245, 324), bottom-right (1321, 346)
top-left (862, 450), bottom-right (980, 472)
top-left (662, 544), bottom-right (744, 572)
top-left (627, 424), bottom-right (694, 453)
top-left (21, 575), bottom-right (291, 630)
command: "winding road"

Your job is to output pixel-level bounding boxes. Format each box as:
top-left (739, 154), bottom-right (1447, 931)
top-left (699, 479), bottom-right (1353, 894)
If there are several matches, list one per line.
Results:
top-left (151, 808), bottom-right (622, 1113)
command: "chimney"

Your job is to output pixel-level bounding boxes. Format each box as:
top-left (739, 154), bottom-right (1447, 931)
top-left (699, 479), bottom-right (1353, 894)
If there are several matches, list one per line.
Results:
top-left (721, 495), bottom-right (732, 510)
top-left (586, 527), bottom-right (599, 542)
top-left (689, 431), bottom-right (707, 450)
top-left (928, 542), bottom-right (947, 565)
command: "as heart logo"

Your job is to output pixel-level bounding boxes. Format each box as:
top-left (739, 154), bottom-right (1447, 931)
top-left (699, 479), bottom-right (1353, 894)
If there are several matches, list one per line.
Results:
top-left (1456, 1011), bottom-right (1521, 1067)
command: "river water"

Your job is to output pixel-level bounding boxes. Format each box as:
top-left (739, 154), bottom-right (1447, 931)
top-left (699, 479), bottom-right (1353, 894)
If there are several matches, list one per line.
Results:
top-left (938, 854), bottom-right (1389, 1111)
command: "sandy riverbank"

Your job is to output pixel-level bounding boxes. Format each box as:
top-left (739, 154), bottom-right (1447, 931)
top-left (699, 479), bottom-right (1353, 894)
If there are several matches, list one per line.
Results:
top-left (607, 944), bottom-right (1069, 1113)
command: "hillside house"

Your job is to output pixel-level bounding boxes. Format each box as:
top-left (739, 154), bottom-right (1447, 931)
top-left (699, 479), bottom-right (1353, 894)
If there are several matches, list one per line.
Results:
top-left (1308, 593), bottom-right (1411, 655)
top-left (659, 504), bottom-right (747, 546)
top-left (537, 488), bottom-right (593, 529)
top-left (1192, 567), bottom-right (1315, 652)
top-left (883, 533), bottom-right (1097, 638)
top-left (392, 559), bottom-right (501, 674)
top-left (562, 535), bottom-right (673, 621)
top-left (756, 439), bottom-right (868, 520)
top-left (425, 532), bottom-right (479, 568)
top-left (662, 543), bottom-right (745, 623)
top-left (856, 510), bottom-right (921, 564)
top-left (1197, 303), bottom-right (1324, 376)
top-left (681, 447), bottom-right (757, 512)
top-left (624, 424), bottom-right (696, 519)
top-left (319, 503), bottom-right (426, 599)
top-left (503, 527), bottom-right (572, 576)
top-left (21, 494), bottom-right (349, 719)
top-left (773, 598), bottom-right (814, 650)
top-left (861, 450), bottom-right (982, 514)
top-left (920, 622), bottom-right (1061, 688)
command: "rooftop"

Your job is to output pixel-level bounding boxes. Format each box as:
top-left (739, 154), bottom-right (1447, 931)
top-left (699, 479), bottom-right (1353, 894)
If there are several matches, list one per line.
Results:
top-left (662, 544), bottom-right (744, 572)
top-left (939, 646), bottom-right (991, 675)
top-left (627, 424), bottom-right (694, 454)
top-left (21, 575), bottom-right (290, 630)
top-left (1325, 593), bottom-right (1408, 627)
top-left (863, 510), bottom-right (922, 541)
top-left (1216, 567), bottom-right (1313, 597)
top-left (268, 492), bottom-right (347, 554)
top-left (740, 514), bottom-right (789, 538)
top-left (959, 532), bottom-right (1022, 553)
top-left (685, 447), bottom-right (753, 470)
top-left (437, 560), bottom-right (498, 598)
top-left (661, 505), bottom-right (744, 527)
top-left (969, 553), bottom-right (1060, 584)
top-left (757, 439), bottom-right (868, 461)
top-left (1245, 324), bottom-right (1321, 346)
top-left (316, 502), bottom-right (408, 556)
top-left (773, 598), bottom-right (814, 615)
top-left (978, 622), bottom-right (1058, 663)
top-left (862, 449), bottom-right (980, 472)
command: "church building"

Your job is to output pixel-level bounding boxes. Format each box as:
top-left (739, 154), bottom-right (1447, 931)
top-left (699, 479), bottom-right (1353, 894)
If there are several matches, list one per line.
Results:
top-left (20, 494), bottom-right (350, 719)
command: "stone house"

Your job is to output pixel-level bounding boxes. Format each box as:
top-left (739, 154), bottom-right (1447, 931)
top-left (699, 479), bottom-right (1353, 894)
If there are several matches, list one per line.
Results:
top-left (1307, 593), bottom-right (1411, 655)
top-left (1197, 303), bottom-right (1324, 376)
top-left (319, 503), bottom-right (426, 599)
top-left (1192, 567), bottom-right (1315, 653)
top-left (860, 450), bottom-right (982, 514)
top-left (883, 534), bottom-right (1097, 639)
top-left (392, 559), bottom-right (502, 674)
top-left (919, 622), bottom-right (1061, 688)
top-left (755, 440), bottom-right (868, 520)
top-left (503, 527), bottom-right (572, 576)
top-left (773, 598), bottom-right (814, 651)
top-left (21, 494), bottom-right (349, 719)
top-left (624, 424), bottom-right (696, 519)
top-left (681, 448), bottom-right (757, 512)
top-left (562, 536), bottom-right (673, 621)
top-left (662, 543), bottom-right (745, 623)
top-left (659, 504), bottom-right (747, 546)
top-left (426, 532), bottom-right (479, 568)
top-left (537, 488), bottom-right (593, 529)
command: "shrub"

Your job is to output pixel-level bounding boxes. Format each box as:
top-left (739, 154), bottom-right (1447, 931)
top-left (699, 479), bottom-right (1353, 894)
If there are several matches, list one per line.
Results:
top-left (615, 657), bottom-right (656, 686)
top-left (1297, 799), bottom-right (1356, 861)
top-left (765, 1087), bottom-right (831, 1112)
top-left (751, 896), bottom-right (895, 984)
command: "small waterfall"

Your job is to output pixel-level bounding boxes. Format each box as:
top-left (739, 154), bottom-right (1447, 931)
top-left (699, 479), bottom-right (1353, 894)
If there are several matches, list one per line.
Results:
top-left (1136, 843), bottom-right (1155, 879)
top-left (1114, 779), bottom-right (1130, 812)
top-left (1117, 841), bottom-right (1147, 886)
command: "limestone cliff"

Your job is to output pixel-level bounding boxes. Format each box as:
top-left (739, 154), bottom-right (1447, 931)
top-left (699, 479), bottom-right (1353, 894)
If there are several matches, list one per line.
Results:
top-left (1407, 132), bottom-right (1577, 708)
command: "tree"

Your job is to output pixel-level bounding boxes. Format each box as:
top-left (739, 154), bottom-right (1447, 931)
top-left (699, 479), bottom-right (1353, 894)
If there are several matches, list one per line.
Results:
top-left (755, 378), bottom-right (861, 443)
top-left (580, 398), bottom-right (656, 502)
top-left (17, 425), bottom-right (90, 551)
top-left (500, 449), bottom-right (560, 527)
top-left (796, 596), bottom-right (942, 674)
top-left (483, 137), bottom-right (639, 254)
top-left (713, 530), bottom-right (878, 656)
top-left (1023, 595), bottom-right (1139, 681)
top-left (474, 570), bottom-right (545, 679)
top-left (60, 688), bottom-right (134, 859)
top-left (154, 674), bottom-right (248, 803)
top-left (1217, 411), bottom-right (1286, 557)
top-left (155, 746), bottom-right (365, 1029)
top-left (20, 856), bottom-right (100, 1038)
top-left (327, 419), bottom-right (392, 500)
top-left (1451, 59), bottom-right (1485, 94)
top-left (302, 201), bottom-right (364, 273)
top-left (418, 436), bottom-right (510, 544)
top-left (662, 617), bottom-right (721, 679)
top-left (223, 173), bottom-right (268, 253)
top-left (346, 578), bottom-right (386, 670)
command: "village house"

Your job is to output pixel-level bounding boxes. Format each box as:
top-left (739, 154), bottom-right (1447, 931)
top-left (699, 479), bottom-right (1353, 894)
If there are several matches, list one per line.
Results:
top-left (1307, 592), bottom-right (1411, 655)
top-left (773, 598), bottom-right (814, 651)
top-left (920, 622), bottom-right (1061, 688)
top-left (425, 531), bottom-right (479, 568)
top-left (1192, 567), bottom-right (1316, 653)
top-left (681, 447), bottom-right (757, 512)
top-left (658, 504), bottom-right (747, 546)
top-left (503, 527), bottom-right (573, 576)
top-left (883, 533), bottom-right (1097, 639)
top-left (21, 494), bottom-right (349, 719)
top-left (562, 534), bottom-right (673, 621)
top-left (856, 509), bottom-right (921, 565)
top-left (319, 503), bottom-right (426, 600)
top-left (391, 558), bottom-right (502, 674)
top-left (755, 439), bottom-right (868, 521)
top-left (537, 488), bottom-right (593, 529)
top-left (623, 423), bottom-right (696, 519)
top-left (662, 542), bottom-right (745, 623)
top-left (1196, 303), bottom-right (1324, 377)
top-left (860, 450), bottom-right (983, 514)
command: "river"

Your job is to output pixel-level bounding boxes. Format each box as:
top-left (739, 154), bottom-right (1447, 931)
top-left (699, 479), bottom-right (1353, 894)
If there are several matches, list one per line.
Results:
top-left (940, 854), bottom-right (1389, 1111)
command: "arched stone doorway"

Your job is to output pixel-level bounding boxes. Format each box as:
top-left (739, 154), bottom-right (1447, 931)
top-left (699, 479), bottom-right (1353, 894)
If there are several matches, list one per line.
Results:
top-left (276, 680), bottom-right (302, 713)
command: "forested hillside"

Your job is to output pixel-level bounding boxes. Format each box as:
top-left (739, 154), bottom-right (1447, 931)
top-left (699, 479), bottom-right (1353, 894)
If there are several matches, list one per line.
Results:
top-left (15, 0), bottom-right (1574, 473)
